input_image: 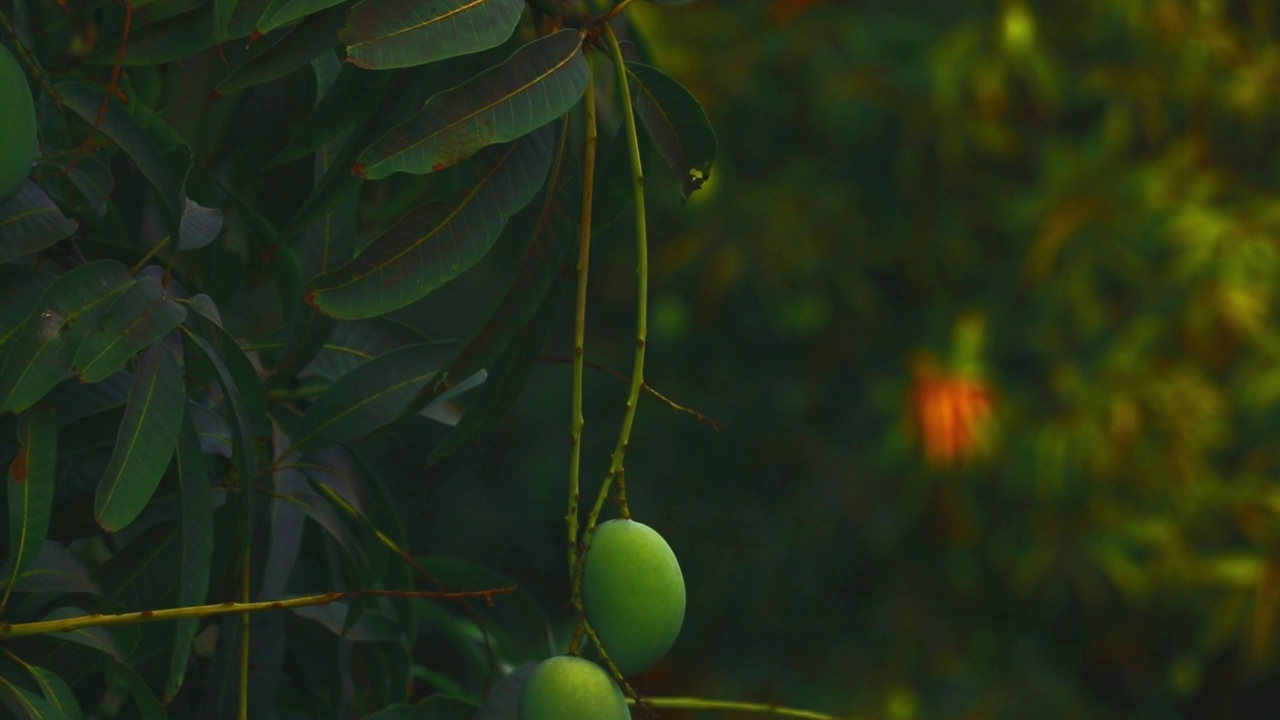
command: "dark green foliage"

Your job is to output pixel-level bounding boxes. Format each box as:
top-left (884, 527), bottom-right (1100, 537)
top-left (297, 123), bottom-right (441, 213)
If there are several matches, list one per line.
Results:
top-left (0, 0), bottom-right (716, 716)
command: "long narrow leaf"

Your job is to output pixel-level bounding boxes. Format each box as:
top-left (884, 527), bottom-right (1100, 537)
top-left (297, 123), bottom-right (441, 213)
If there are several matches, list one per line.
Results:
top-left (165, 412), bottom-right (213, 702)
top-left (73, 276), bottom-right (187, 383)
top-left (342, 0), bottom-right (523, 70)
top-left (311, 125), bottom-right (554, 318)
top-left (94, 343), bottom-right (186, 532)
top-left (0, 182), bottom-right (79, 264)
top-left (624, 62), bottom-right (717, 199)
top-left (3, 405), bottom-right (57, 604)
top-left (354, 29), bottom-right (587, 179)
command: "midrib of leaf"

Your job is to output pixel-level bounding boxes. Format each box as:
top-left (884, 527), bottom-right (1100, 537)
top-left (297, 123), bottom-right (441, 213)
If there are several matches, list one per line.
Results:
top-left (347, 0), bottom-right (490, 47)
top-left (4, 422), bottom-right (35, 605)
top-left (0, 207), bottom-right (53, 227)
top-left (324, 142), bottom-right (519, 291)
top-left (78, 295), bottom-right (175, 378)
top-left (390, 36), bottom-right (581, 161)
top-left (96, 359), bottom-right (164, 517)
top-left (629, 66), bottom-right (682, 152)
top-left (291, 368), bottom-right (440, 449)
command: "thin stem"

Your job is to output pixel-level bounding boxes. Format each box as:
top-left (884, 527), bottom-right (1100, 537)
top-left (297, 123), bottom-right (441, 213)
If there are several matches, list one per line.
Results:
top-left (541, 354), bottom-right (723, 430)
top-left (0, 588), bottom-right (515, 639)
top-left (586, 23), bottom-right (649, 535)
top-left (633, 697), bottom-right (849, 720)
top-left (238, 546), bottom-right (250, 720)
top-left (606, 0), bottom-right (639, 20)
top-left (568, 55), bottom-right (599, 598)
top-left (128, 235), bottom-right (169, 275)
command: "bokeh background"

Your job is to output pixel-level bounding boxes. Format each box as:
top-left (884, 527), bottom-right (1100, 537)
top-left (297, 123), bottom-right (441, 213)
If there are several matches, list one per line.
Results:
top-left (415, 1), bottom-right (1280, 717)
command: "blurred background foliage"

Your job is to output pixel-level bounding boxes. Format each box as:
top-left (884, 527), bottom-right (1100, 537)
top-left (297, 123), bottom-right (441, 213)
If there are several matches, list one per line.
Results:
top-left (421, 0), bottom-right (1280, 718)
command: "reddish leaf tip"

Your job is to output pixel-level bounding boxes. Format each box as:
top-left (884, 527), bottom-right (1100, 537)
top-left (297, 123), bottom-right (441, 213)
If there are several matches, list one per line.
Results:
top-left (248, 29), bottom-right (263, 45)
top-left (207, 90), bottom-right (221, 103)
top-left (352, 163), bottom-right (368, 179)
top-left (303, 291), bottom-right (319, 311)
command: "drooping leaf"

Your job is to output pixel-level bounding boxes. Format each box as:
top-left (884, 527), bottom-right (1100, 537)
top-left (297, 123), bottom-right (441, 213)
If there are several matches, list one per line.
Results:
top-left (312, 126), bottom-right (555, 318)
top-left (63, 155), bottom-right (114, 216)
top-left (425, 260), bottom-right (571, 466)
top-left (215, 6), bottom-right (347, 97)
top-left (165, 413), bottom-right (212, 702)
top-left (0, 677), bottom-right (69, 720)
top-left (5, 543), bottom-right (101, 596)
top-left (177, 193), bottom-right (224, 251)
top-left (58, 82), bottom-right (181, 216)
top-left (73, 276), bottom-right (187, 383)
top-left (0, 182), bottom-right (79, 264)
top-left (256, 0), bottom-right (346, 35)
top-left (106, 660), bottom-right (166, 720)
top-left (305, 317), bottom-right (430, 380)
top-left (291, 602), bottom-right (402, 642)
top-left (422, 115), bottom-right (578, 402)
top-left (290, 340), bottom-right (459, 452)
top-left (215, 0), bottom-right (239, 42)
top-left (624, 61), bottom-right (717, 198)
top-left (94, 343), bottom-right (186, 532)
top-left (0, 272), bottom-right (54, 349)
top-left (473, 664), bottom-right (536, 720)
top-left (354, 29), bottom-right (587, 179)
top-left (181, 328), bottom-right (261, 481)
top-left (342, 0), bottom-right (523, 70)
top-left (3, 405), bottom-right (58, 602)
top-left (0, 260), bottom-right (134, 414)
top-left (24, 666), bottom-right (83, 720)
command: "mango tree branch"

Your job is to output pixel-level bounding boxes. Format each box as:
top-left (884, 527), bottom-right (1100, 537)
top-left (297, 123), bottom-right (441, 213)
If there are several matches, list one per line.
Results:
top-left (0, 587), bottom-right (515, 640)
top-left (633, 697), bottom-right (850, 720)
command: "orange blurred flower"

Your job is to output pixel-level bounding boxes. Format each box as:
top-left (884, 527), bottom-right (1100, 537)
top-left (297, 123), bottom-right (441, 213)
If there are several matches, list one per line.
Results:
top-left (909, 365), bottom-right (995, 468)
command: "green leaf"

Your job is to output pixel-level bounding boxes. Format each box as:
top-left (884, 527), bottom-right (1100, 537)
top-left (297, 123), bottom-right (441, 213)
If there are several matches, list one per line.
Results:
top-left (106, 660), bottom-right (166, 720)
top-left (425, 259), bottom-right (570, 466)
top-left (342, 0), bottom-right (523, 70)
top-left (256, 0), bottom-right (346, 35)
top-left (0, 677), bottom-right (70, 720)
top-left (58, 82), bottom-right (181, 216)
top-left (473, 664), bottom-right (536, 720)
top-left (290, 341), bottom-right (458, 451)
top-left (363, 694), bottom-right (476, 719)
top-left (165, 412), bottom-right (212, 702)
top-left (354, 29), bottom-right (588, 179)
top-left (437, 116), bottom-right (579, 391)
top-left (312, 126), bottom-right (555, 318)
top-left (0, 182), bottom-right (79, 264)
top-left (73, 276), bottom-right (187, 383)
top-left (215, 6), bottom-right (347, 97)
top-left (290, 602), bottom-right (402, 642)
top-left (625, 62), bottom-right (717, 198)
top-left (0, 272), bottom-right (54, 350)
top-left (0, 260), bottom-right (134, 414)
top-left (3, 405), bottom-right (57, 602)
top-left (181, 328), bottom-right (261, 481)
top-left (25, 666), bottom-right (83, 720)
top-left (215, 0), bottom-right (239, 42)
top-left (94, 343), bottom-right (186, 532)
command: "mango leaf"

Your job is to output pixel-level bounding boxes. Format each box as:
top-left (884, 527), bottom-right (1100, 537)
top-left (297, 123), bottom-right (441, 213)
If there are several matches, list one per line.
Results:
top-left (256, 0), bottom-right (346, 35)
top-left (64, 154), bottom-right (114, 217)
top-left (3, 405), bottom-right (57, 602)
top-left (58, 82), bottom-right (180, 216)
top-left (436, 117), bottom-right (578, 392)
top-left (0, 678), bottom-right (69, 720)
top-left (73, 276), bottom-right (187, 383)
top-left (0, 272), bottom-right (54, 349)
top-left (4, 543), bottom-right (101, 595)
top-left (363, 694), bottom-right (476, 719)
top-left (177, 191), bottom-right (224, 251)
top-left (625, 62), bottom-right (717, 198)
top-left (94, 343), bottom-right (186, 532)
top-left (0, 182), bottom-right (79, 264)
top-left (215, 6), bottom-right (348, 97)
top-left (312, 126), bottom-right (555, 318)
top-left (0, 260), bottom-right (134, 414)
top-left (342, 0), bottom-right (523, 70)
top-left (106, 660), bottom-right (165, 720)
top-left (86, 0), bottom-right (270, 65)
top-left (24, 666), bottom-right (83, 720)
top-left (290, 340), bottom-right (458, 452)
top-left (354, 29), bottom-right (587, 179)
top-left (215, 0), bottom-right (238, 42)
top-left (306, 317), bottom-right (430, 380)
top-left (181, 328), bottom-right (260, 481)
top-left (425, 262), bottom-right (570, 466)
top-left (165, 413), bottom-right (212, 702)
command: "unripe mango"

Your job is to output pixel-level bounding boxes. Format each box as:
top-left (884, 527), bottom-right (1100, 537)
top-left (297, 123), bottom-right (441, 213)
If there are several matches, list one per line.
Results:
top-left (0, 43), bottom-right (37, 204)
top-left (519, 656), bottom-right (629, 720)
top-left (582, 518), bottom-right (686, 676)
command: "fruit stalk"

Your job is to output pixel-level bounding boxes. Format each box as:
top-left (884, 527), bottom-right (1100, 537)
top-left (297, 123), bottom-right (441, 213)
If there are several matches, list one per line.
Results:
top-left (585, 22), bottom-right (649, 534)
top-left (569, 56), bottom-right (599, 579)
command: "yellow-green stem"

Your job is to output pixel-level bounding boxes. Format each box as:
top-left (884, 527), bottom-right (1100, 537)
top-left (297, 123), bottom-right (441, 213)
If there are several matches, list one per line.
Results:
top-left (238, 546), bottom-right (250, 720)
top-left (631, 697), bottom-right (849, 720)
top-left (585, 23), bottom-right (648, 535)
top-left (568, 56), bottom-right (599, 596)
top-left (0, 588), bottom-right (511, 639)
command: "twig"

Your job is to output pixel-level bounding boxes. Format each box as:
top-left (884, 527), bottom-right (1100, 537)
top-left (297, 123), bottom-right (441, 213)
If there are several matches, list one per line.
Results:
top-left (542, 354), bottom-right (722, 431)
